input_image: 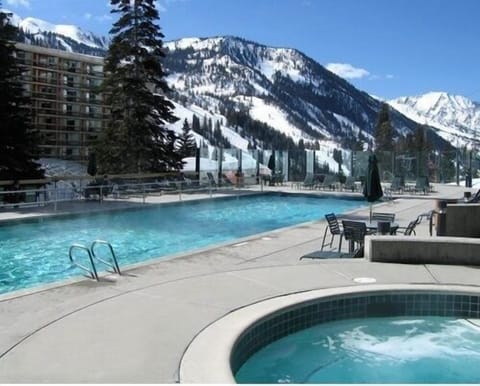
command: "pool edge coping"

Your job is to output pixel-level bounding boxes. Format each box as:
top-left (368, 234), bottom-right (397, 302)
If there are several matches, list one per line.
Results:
top-left (178, 283), bottom-right (480, 384)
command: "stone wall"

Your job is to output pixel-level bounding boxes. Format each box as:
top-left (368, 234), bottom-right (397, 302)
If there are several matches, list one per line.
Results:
top-left (443, 203), bottom-right (480, 237)
top-left (365, 236), bottom-right (480, 265)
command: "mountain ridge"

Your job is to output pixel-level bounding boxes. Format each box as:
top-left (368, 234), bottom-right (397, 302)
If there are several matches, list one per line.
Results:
top-left (163, 35), bottom-right (452, 150)
top-left (3, 10), bottom-right (472, 151)
top-left (389, 91), bottom-right (480, 147)
top-left (2, 9), bottom-right (108, 55)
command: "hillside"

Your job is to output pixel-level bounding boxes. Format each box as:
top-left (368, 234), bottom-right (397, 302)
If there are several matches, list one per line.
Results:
top-left (163, 36), bottom-right (452, 151)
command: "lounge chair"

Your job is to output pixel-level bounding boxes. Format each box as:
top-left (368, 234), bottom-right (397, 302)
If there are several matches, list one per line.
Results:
top-left (317, 174), bottom-right (337, 190)
top-left (414, 176), bottom-right (430, 194)
top-left (321, 213), bottom-right (344, 252)
top-left (271, 172), bottom-right (285, 186)
top-left (342, 176), bottom-right (357, 192)
top-left (220, 173), bottom-right (234, 187)
top-left (390, 175), bottom-right (405, 193)
top-left (300, 173), bottom-right (315, 189)
top-left (206, 172), bottom-right (217, 187)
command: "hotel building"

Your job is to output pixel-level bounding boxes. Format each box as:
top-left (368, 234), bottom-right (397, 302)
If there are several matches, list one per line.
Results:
top-left (14, 42), bottom-right (107, 161)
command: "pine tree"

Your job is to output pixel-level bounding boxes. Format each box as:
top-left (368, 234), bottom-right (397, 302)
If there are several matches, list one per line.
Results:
top-left (177, 119), bottom-right (197, 158)
top-left (374, 103), bottom-right (395, 151)
top-left (191, 114), bottom-right (200, 133)
top-left (96, 0), bottom-right (178, 174)
top-left (412, 124), bottom-right (432, 177)
top-left (412, 125), bottom-right (432, 152)
top-left (333, 148), bottom-right (343, 172)
top-left (0, 7), bottom-right (44, 181)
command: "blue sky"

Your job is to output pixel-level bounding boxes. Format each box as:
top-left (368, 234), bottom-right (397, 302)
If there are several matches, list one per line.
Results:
top-left (4, 0), bottom-right (480, 101)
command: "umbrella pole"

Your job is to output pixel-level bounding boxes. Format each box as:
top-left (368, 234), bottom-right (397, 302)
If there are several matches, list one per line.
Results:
top-left (370, 203), bottom-right (373, 222)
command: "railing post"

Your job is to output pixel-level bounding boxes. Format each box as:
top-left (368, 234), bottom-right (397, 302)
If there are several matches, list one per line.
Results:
top-left (456, 150), bottom-right (460, 186)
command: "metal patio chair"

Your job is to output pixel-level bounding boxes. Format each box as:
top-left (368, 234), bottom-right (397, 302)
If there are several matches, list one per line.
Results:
top-left (321, 213), bottom-right (344, 252)
top-left (342, 220), bottom-right (370, 256)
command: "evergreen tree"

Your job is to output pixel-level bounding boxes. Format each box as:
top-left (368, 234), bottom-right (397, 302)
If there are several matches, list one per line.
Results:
top-left (191, 114), bottom-right (200, 133)
top-left (96, 0), bottom-right (179, 174)
top-left (412, 125), bottom-right (432, 152)
top-left (0, 7), bottom-right (44, 181)
top-left (177, 119), bottom-right (197, 158)
top-left (374, 103), bottom-right (395, 151)
top-left (333, 148), bottom-right (343, 172)
top-left (412, 125), bottom-right (432, 177)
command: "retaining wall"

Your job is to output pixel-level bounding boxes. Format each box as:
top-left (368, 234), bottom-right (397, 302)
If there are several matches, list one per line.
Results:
top-left (365, 235), bottom-right (480, 265)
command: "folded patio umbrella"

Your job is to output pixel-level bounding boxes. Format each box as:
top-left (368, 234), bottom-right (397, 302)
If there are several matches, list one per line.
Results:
top-left (363, 154), bottom-right (383, 222)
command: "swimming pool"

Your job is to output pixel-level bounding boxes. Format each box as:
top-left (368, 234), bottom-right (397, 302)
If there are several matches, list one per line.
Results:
top-left (0, 193), bottom-right (363, 295)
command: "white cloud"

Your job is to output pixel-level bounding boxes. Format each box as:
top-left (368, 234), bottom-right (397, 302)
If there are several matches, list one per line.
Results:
top-left (6, 0), bottom-right (30, 8)
top-left (325, 63), bottom-right (370, 79)
top-left (84, 13), bottom-right (92, 20)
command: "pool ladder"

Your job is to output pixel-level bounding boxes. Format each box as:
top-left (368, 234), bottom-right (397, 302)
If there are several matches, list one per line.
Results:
top-left (69, 240), bottom-right (121, 281)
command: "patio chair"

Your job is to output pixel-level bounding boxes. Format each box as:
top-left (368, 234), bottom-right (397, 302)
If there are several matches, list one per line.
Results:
top-left (371, 212), bottom-right (397, 234)
top-left (321, 213), bottom-right (344, 252)
top-left (341, 220), bottom-right (369, 255)
top-left (414, 210), bottom-right (435, 236)
top-left (467, 189), bottom-right (480, 203)
top-left (396, 219), bottom-right (419, 236)
top-left (371, 212), bottom-right (396, 222)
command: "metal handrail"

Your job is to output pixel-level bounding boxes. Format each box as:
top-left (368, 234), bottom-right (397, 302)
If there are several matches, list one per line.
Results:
top-left (90, 240), bottom-right (121, 275)
top-left (69, 244), bottom-right (99, 280)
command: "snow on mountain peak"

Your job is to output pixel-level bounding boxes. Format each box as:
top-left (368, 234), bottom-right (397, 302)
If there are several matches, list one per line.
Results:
top-left (389, 91), bottom-right (480, 147)
top-left (2, 10), bottom-right (108, 50)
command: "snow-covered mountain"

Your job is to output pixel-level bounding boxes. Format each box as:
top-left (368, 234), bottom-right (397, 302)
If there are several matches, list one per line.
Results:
top-left (389, 92), bottom-right (480, 148)
top-left (1, 10), bottom-right (455, 151)
top-left (2, 9), bottom-right (108, 55)
top-left (163, 36), bottom-right (451, 150)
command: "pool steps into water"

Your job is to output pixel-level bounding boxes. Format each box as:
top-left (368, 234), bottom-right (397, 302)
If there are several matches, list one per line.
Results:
top-left (68, 240), bottom-right (121, 281)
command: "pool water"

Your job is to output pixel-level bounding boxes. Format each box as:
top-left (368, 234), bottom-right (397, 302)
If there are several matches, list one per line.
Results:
top-left (235, 316), bottom-right (480, 383)
top-left (0, 193), bottom-right (362, 294)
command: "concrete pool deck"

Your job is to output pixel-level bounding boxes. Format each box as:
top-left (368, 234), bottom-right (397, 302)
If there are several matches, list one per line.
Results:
top-left (0, 183), bottom-right (478, 383)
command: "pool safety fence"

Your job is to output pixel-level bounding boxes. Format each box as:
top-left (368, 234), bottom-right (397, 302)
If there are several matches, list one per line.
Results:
top-left (0, 174), bottom-right (264, 210)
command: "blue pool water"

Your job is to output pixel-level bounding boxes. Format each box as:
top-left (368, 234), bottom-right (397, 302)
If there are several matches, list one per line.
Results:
top-left (0, 193), bottom-right (363, 294)
top-left (236, 316), bottom-right (480, 383)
